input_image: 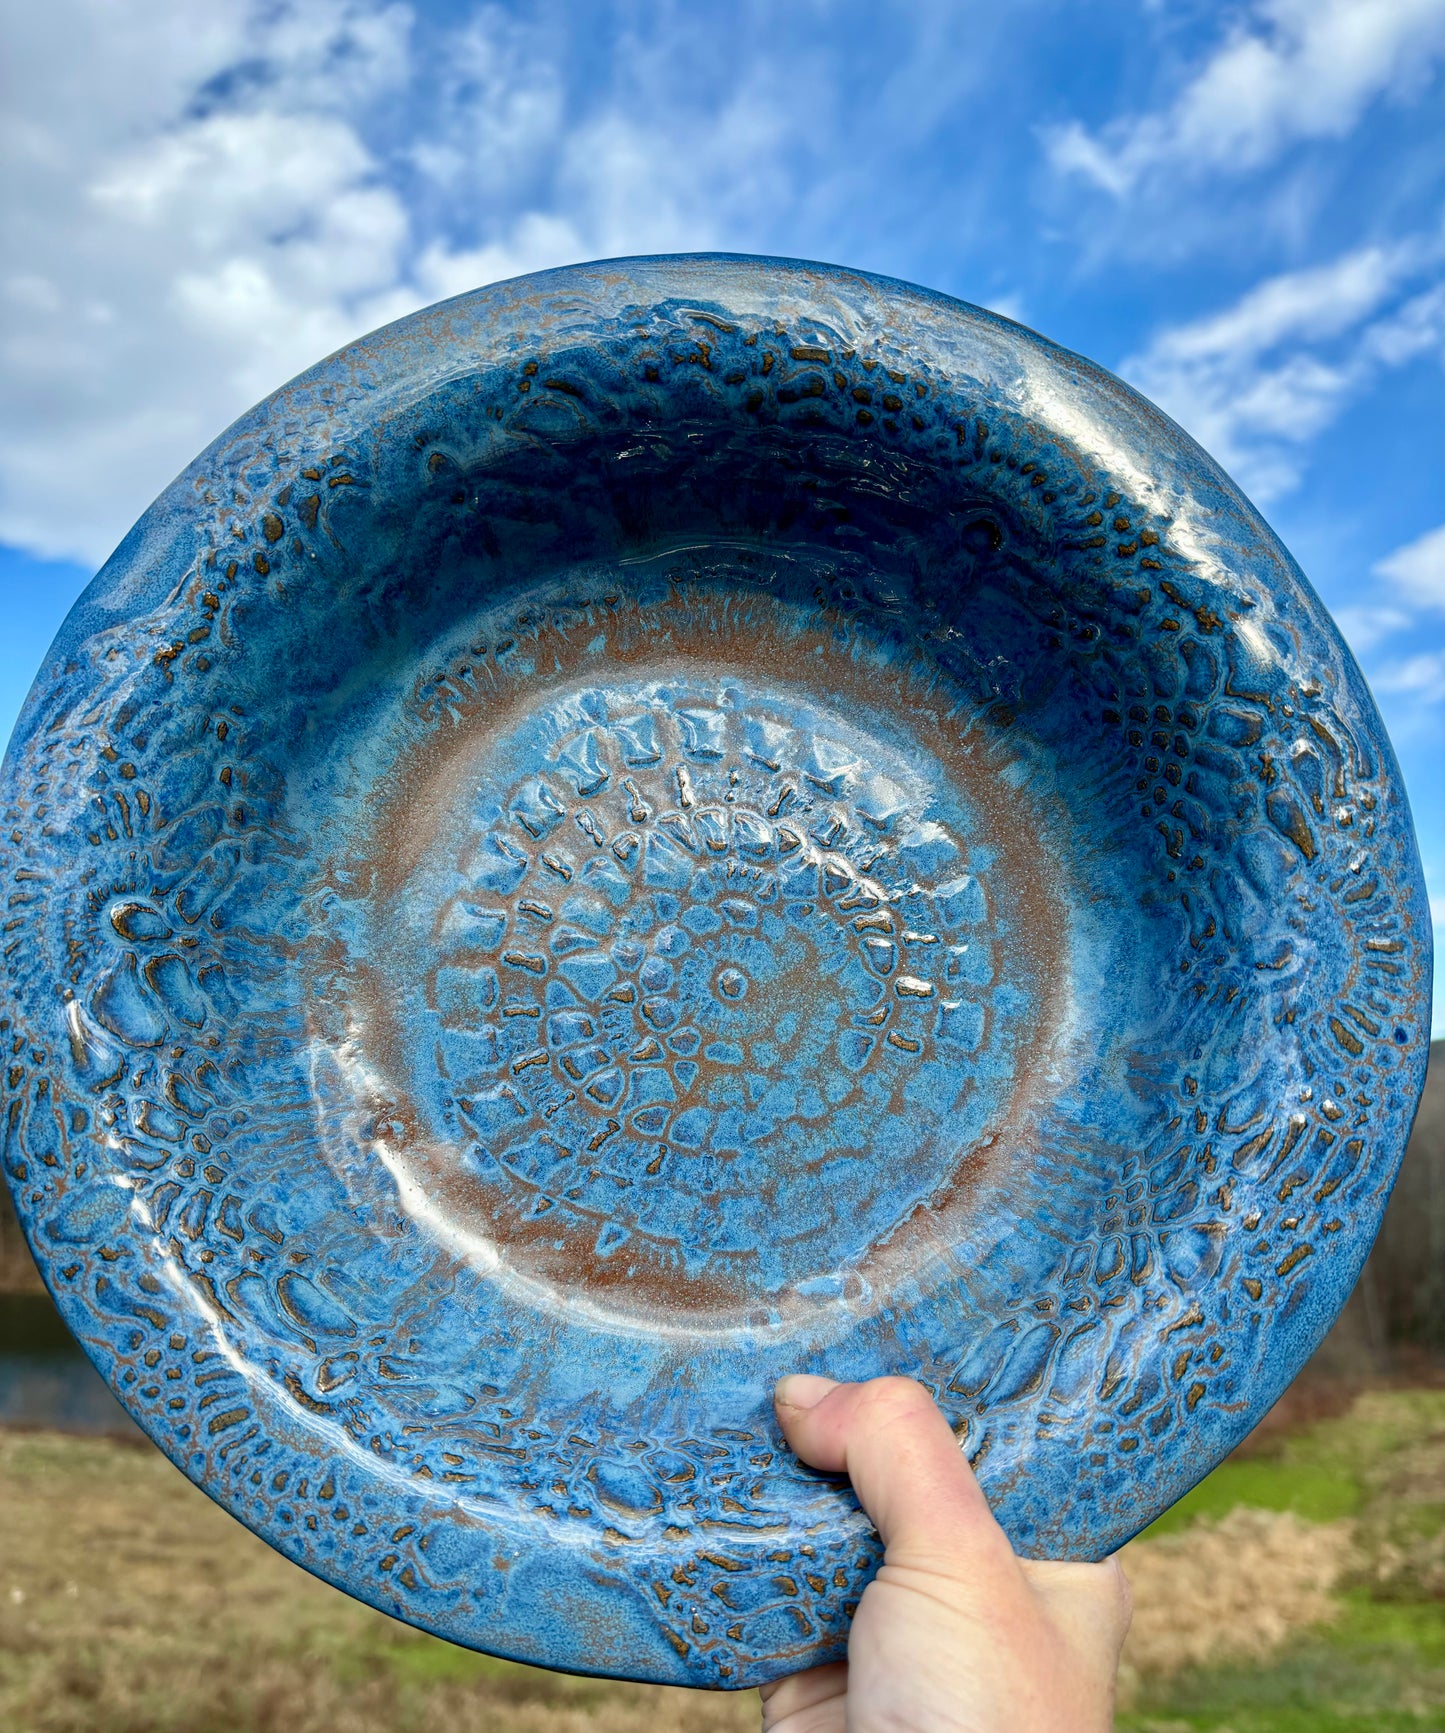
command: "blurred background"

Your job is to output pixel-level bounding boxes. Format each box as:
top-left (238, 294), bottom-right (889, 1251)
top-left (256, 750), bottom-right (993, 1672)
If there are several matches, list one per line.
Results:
top-left (2, 3), bottom-right (1444, 1729)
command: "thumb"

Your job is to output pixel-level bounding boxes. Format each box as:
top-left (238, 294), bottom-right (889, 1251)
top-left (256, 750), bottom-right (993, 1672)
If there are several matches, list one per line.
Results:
top-left (774, 1374), bottom-right (1018, 1573)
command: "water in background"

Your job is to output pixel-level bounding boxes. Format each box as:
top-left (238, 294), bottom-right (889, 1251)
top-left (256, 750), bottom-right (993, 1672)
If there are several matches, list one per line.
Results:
top-left (0, 1291), bottom-right (140, 1435)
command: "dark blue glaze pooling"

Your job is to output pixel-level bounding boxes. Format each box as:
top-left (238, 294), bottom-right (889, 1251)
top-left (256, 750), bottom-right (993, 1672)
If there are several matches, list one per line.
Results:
top-left (0, 256), bottom-right (1431, 1688)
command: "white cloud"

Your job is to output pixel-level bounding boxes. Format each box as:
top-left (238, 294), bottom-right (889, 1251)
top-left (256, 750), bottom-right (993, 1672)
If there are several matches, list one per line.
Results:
top-left (1121, 239), bottom-right (1445, 501)
top-left (402, 7), bottom-right (564, 201)
top-left (1048, 0), bottom-right (1445, 194)
top-left (1376, 524), bottom-right (1445, 610)
top-left (1, 0), bottom-right (771, 565)
top-left (1332, 604), bottom-right (1415, 656)
top-left (1325, 515), bottom-right (1445, 740)
top-left (4, 0), bottom-right (1437, 576)
top-left (0, 0), bottom-right (427, 564)
top-left (1341, 524), bottom-right (1445, 692)
top-left (1373, 650), bottom-right (1445, 696)
top-left (977, 292), bottom-right (1028, 325)
top-left (412, 214), bottom-right (587, 306)
top-left (0, 0), bottom-right (912, 567)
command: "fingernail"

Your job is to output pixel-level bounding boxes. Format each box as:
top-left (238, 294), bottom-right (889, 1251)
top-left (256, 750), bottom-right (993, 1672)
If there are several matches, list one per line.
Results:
top-left (774, 1374), bottom-right (839, 1411)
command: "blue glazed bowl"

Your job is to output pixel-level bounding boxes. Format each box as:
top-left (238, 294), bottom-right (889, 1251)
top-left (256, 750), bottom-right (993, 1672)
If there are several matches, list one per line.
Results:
top-left (0, 255), bottom-right (1431, 1688)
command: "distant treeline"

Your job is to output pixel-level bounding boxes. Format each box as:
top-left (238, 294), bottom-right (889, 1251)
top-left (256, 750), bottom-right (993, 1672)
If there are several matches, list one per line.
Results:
top-left (1359, 1038), bottom-right (1445, 1352)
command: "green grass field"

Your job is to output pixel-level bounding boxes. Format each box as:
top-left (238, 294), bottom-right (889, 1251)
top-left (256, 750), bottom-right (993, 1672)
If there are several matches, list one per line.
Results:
top-left (1118, 1391), bottom-right (1445, 1731)
top-left (2, 1391), bottom-right (1443, 1730)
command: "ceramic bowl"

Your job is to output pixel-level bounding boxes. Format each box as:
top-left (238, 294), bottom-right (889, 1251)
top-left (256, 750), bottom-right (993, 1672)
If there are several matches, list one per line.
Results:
top-left (0, 256), bottom-right (1431, 1688)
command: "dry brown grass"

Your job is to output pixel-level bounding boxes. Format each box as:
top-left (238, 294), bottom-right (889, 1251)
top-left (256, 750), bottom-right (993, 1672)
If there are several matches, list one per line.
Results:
top-left (6, 1404), bottom-right (1440, 1731)
top-left (1118, 1506), bottom-right (1355, 1678)
top-left (1353, 1416), bottom-right (1445, 1601)
top-left (0, 1429), bottom-right (757, 1733)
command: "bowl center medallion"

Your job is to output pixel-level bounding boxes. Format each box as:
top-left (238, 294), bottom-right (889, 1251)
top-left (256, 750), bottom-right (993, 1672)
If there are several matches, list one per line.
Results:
top-left (326, 571), bottom-right (1063, 1333)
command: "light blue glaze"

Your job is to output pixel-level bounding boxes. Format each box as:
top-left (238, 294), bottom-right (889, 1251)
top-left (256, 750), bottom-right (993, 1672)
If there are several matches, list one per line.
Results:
top-left (0, 256), bottom-right (1431, 1687)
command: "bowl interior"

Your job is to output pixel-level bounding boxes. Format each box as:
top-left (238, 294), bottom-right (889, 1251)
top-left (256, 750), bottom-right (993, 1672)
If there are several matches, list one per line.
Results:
top-left (7, 264), bottom-right (1429, 1686)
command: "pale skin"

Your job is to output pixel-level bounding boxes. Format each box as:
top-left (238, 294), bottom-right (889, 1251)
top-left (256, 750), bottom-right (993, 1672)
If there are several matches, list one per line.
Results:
top-left (760, 1375), bottom-right (1132, 1733)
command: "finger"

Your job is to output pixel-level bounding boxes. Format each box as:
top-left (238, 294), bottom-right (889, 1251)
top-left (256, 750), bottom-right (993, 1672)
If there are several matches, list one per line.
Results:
top-left (759, 1659), bottom-right (847, 1732)
top-left (1021, 1555), bottom-right (1133, 1659)
top-left (774, 1374), bottom-right (1014, 1567)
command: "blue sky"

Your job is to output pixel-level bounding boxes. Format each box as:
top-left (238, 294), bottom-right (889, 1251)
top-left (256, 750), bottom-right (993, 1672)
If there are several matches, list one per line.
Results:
top-left (3, 0), bottom-right (1443, 1033)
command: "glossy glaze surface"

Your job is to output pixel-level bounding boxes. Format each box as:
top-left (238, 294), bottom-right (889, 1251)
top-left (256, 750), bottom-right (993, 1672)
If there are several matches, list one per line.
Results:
top-left (0, 256), bottom-right (1431, 1687)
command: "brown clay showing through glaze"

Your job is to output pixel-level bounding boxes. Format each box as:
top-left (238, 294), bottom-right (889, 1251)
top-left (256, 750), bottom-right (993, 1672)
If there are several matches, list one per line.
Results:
top-left (7, 258), bottom-right (1427, 1690)
top-left (315, 560), bottom-right (1069, 1334)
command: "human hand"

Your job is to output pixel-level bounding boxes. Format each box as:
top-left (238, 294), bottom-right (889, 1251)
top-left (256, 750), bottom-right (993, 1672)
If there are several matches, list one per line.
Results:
top-left (760, 1375), bottom-right (1131, 1733)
